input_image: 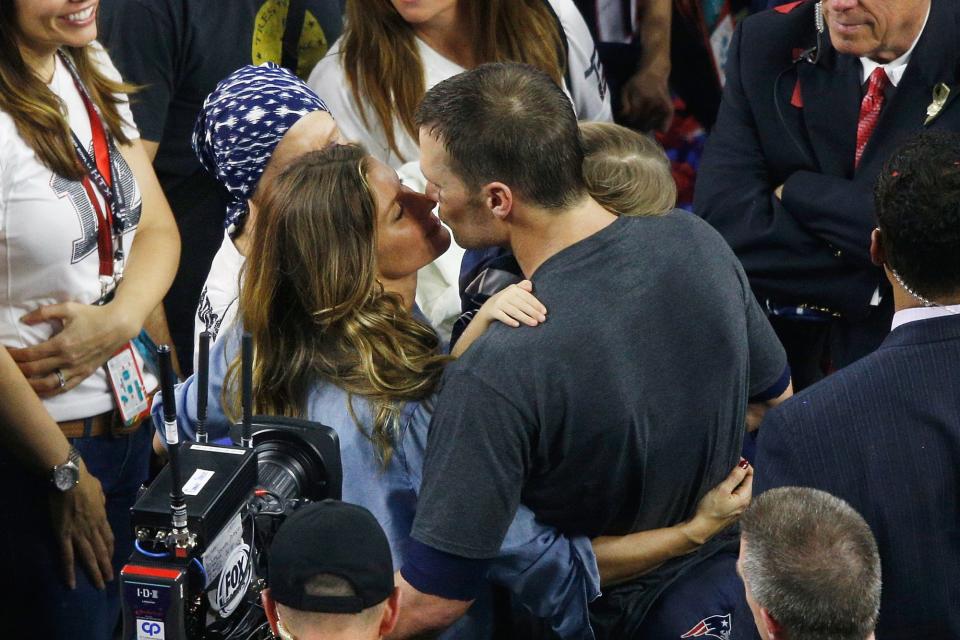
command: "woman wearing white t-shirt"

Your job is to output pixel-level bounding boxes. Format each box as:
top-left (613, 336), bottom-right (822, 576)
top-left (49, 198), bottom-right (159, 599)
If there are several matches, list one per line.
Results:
top-left (310, 0), bottom-right (610, 168)
top-left (0, 1), bottom-right (179, 637)
top-left (308, 0), bottom-right (612, 335)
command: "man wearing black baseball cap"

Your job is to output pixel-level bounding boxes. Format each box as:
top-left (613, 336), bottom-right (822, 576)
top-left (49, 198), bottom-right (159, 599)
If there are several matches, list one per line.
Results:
top-left (262, 500), bottom-right (400, 640)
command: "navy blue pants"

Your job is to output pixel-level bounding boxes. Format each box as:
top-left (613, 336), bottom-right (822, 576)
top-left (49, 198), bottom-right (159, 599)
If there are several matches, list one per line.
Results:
top-left (591, 548), bottom-right (760, 640)
top-left (639, 551), bottom-right (759, 640)
top-left (0, 421), bottom-right (151, 639)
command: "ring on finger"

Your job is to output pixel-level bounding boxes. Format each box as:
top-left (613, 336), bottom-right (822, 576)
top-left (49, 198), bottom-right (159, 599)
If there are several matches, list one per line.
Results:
top-left (55, 368), bottom-right (67, 390)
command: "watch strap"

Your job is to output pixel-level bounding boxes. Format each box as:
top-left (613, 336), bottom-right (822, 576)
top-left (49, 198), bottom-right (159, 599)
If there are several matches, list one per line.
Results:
top-left (67, 445), bottom-right (81, 468)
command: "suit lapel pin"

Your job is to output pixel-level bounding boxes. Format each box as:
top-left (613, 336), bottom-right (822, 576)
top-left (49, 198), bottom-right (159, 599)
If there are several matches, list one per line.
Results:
top-left (924, 82), bottom-right (950, 126)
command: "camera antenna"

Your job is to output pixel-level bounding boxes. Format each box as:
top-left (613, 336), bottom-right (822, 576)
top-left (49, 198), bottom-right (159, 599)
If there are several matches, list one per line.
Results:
top-left (195, 331), bottom-right (210, 443)
top-left (158, 345), bottom-right (187, 532)
top-left (241, 333), bottom-right (254, 448)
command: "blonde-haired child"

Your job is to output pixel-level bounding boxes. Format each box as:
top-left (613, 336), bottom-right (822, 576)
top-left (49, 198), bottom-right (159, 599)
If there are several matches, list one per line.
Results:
top-left (581, 121), bottom-right (676, 217)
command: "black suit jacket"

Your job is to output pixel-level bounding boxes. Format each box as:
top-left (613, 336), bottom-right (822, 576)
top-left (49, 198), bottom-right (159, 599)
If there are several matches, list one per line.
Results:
top-left (755, 314), bottom-right (960, 639)
top-left (694, 0), bottom-right (960, 358)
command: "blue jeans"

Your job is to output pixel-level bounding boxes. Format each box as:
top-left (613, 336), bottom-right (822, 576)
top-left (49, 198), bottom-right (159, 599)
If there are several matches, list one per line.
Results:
top-left (0, 420), bottom-right (152, 639)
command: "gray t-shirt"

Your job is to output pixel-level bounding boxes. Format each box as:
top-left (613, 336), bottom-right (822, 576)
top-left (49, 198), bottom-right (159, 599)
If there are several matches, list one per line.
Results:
top-left (412, 213), bottom-right (786, 558)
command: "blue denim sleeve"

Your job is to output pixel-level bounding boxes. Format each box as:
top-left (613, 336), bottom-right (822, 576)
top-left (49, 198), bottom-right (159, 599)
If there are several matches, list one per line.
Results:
top-left (150, 326), bottom-right (237, 446)
top-left (487, 506), bottom-right (600, 640)
top-left (396, 398), bottom-right (432, 494)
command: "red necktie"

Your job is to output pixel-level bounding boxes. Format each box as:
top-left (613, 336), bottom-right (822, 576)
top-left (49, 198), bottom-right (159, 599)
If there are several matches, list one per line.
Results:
top-left (855, 67), bottom-right (890, 168)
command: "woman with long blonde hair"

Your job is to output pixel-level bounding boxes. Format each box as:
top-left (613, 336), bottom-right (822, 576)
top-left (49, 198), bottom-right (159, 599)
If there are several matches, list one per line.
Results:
top-left (226, 145), bottom-right (450, 463)
top-left (0, 0), bottom-right (179, 636)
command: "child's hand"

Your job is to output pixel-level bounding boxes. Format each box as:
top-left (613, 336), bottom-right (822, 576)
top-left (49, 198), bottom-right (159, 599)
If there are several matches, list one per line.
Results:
top-left (479, 280), bottom-right (547, 328)
top-left (451, 281), bottom-right (548, 358)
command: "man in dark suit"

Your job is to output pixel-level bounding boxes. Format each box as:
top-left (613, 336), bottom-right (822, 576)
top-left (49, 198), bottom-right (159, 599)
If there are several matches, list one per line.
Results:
top-left (754, 130), bottom-right (960, 639)
top-left (694, 0), bottom-right (960, 388)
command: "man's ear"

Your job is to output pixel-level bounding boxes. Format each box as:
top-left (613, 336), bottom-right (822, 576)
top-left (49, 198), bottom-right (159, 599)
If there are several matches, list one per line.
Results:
top-left (379, 587), bottom-right (402, 636)
top-left (761, 606), bottom-right (786, 640)
top-left (870, 227), bottom-right (885, 267)
top-left (261, 588), bottom-right (281, 637)
top-left (484, 182), bottom-right (513, 221)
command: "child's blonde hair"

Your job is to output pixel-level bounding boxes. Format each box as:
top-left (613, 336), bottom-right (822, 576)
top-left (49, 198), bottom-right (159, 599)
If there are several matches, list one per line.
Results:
top-left (581, 122), bottom-right (677, 217)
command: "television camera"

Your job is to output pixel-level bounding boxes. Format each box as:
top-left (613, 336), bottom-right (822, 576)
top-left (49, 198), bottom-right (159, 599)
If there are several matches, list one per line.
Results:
top-left (120, 333), bottom-right (342, 640)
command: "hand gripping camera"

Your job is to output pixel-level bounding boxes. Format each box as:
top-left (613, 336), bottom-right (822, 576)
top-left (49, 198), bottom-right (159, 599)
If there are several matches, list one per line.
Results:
top-left (121, 333), bottom-right (343, 640)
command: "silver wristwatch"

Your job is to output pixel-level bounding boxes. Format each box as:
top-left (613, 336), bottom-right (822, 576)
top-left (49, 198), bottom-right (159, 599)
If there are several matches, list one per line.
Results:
top-left (51, 446), bottom-right (81, 492)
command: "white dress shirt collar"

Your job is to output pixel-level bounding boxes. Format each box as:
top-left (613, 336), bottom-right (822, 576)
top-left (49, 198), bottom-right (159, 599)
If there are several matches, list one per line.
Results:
top-left (859, 4), bottom-right (930, 87)
top-left (891, 304), bottom-right (960, 331)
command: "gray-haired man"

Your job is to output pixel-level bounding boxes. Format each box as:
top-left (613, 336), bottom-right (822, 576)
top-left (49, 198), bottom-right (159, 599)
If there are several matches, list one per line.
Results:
top-left (738, 487), bottom-right (881, 640)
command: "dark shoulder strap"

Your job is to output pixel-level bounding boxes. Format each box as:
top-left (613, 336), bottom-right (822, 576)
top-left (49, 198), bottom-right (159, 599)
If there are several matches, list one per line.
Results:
top-left (541, 0), bottom-right (574, 91)
top-left (282, 0), bottom-right (309, 75)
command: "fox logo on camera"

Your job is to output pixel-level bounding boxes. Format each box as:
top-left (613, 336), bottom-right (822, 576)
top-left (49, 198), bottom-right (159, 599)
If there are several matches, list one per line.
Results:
top-left (136, 619), bottom-right (165, 640)
top-left (215, 544), bottom-right (252, 618)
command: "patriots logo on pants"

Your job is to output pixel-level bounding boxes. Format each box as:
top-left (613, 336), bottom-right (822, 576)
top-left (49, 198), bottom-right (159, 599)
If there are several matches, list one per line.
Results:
top-left (681, 613), bottom-right (731, 640)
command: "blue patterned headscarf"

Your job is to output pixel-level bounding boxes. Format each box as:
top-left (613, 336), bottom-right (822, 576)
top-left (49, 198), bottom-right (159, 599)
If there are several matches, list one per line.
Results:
top-left (193, 63), bottom-right (330, 230)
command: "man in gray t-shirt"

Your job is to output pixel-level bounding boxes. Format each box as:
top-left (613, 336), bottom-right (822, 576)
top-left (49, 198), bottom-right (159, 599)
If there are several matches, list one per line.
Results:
top-left (389, 63), bottom-right (788, 639)
top-left (420, 212), bottom-right (784, 550)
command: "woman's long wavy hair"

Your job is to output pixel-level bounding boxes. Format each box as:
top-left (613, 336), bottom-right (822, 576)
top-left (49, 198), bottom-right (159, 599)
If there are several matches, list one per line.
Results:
top-left (0, 1), bottom-right (133, 180)
top-left (224, 144), bottom-right (448, 466)
top-left (342, 0), bottom-right (565, 160)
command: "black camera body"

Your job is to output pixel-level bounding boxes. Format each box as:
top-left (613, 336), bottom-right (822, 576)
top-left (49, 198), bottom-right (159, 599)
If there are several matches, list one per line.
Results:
top-left (131, 442), bottom-right (258, 554)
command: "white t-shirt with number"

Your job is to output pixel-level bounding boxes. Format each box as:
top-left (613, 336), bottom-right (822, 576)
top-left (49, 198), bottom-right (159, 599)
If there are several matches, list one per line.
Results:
top-left (0, 43), bottom-right (141, 422)
top-left (192, 230), bottom-right (245, 371)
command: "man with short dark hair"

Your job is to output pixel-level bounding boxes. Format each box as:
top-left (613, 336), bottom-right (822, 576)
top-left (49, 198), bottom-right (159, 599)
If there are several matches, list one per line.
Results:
top-left (261, 500), bottom-right (401, 640)
top-left (755, 130), bottom-right (960, 638)
top-left (389, 62), bottom-right (789, 638)
top-left (738, 487), bottom-right (881, 640)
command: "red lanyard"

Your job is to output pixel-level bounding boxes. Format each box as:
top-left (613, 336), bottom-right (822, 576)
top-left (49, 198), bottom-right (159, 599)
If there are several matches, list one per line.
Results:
top-left (60, 50), bottom-right (121, 288)
top-left (78, 92), bottom-right (116, 280)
